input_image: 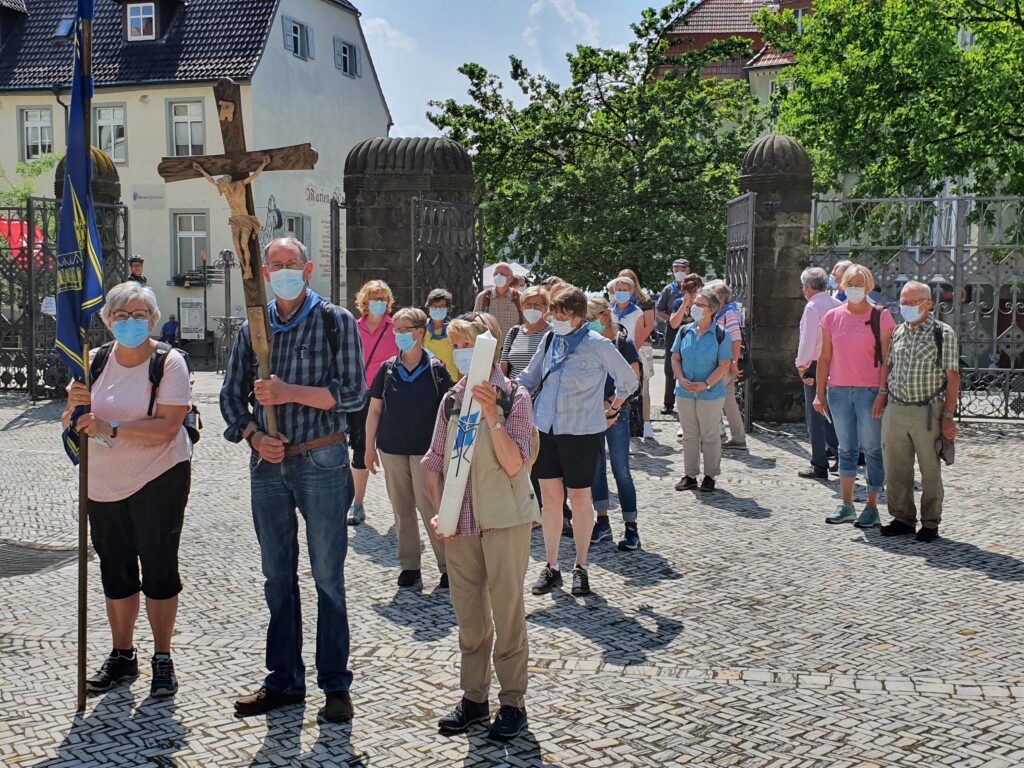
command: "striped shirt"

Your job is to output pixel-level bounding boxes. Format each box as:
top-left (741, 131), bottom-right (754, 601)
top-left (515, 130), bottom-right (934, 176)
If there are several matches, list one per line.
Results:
top-left (501, 325), bottom-right (548, 379)
top-left (421, 368), bottom-right (534, 537)
top-left (220, 296), bottom-right (367, 445)
top-left (716, 304), bottom-right (743, 344)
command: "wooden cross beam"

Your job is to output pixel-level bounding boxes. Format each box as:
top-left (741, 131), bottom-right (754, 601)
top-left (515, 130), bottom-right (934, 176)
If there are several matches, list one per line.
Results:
top-left (157, 78), bottom-right (320, 438)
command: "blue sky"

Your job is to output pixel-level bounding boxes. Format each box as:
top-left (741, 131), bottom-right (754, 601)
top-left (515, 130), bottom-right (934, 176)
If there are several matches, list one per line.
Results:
top-left (357, 0), bottom-right (658, 137)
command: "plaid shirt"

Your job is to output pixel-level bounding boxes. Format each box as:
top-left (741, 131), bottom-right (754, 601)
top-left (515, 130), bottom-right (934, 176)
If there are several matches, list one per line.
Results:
top-left (220, 296), bottom-right (366, 445)
top-left (474, 289), bottom-right (523, 343)
top-left (887, 317), bottom-right (958, 404)
top-left (421, 369), bottom-right (534, 537)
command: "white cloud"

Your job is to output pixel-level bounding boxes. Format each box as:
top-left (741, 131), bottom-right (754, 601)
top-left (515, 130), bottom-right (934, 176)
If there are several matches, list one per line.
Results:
top-left (362, 17), bottom-right (416, 51)
top-left (523, 25), bottom-right (539, 48)
top-left (529, 0), bottom-right (600, 46)
top-left (529, 0), bottom-right (545, 18)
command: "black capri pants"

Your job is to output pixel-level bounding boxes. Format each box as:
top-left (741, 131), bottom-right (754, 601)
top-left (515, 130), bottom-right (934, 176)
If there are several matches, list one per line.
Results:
top-left (534, 431), bottom-right (604, 490)
top-left (347, 399), bottom-right (370, 470)
top-left (87, 461), bottom-right (191, 600)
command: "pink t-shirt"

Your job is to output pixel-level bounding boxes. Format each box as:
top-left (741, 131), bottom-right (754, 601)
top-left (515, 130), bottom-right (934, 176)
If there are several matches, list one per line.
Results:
top-left (819, 304), bottom-right (895, 388)
top-left (357, 314), bottom-right (399, 387)
top-left (88, 346), bottom-right (192, 502)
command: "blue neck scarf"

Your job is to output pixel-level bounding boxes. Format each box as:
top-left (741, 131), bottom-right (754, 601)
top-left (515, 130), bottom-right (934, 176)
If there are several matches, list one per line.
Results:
top-left (428, 322), bottom-right (448, 341)
top-left (268, 290), bottom-right (322, 334)
top-left (613, 301), bottom-right (639, 320)
top-left (547, 323), bottom-right (589, 373)
top-left (395, 352), bottom-right (430, 383)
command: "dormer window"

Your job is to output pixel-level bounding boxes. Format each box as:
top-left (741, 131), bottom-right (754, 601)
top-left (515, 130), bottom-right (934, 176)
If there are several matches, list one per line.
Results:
top-left (127, 2), bottom-right (156, 41)
top-left (55, 16), bottom-right (74, 38)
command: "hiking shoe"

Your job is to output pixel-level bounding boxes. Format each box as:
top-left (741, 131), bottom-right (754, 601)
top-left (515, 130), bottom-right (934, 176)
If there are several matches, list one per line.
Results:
top-left (591, 516), bottom-right (612, 544)
top-left (722, 439), bottom-right (747, 450)
top-left (854, 506), bottom-right (881, 529)
top-left (660, 406), bottom-right (675, 416)
top-left (571, 565), bottom-right (591, 596)
top-left (346, 501), bottom-right (365, 526)
top-left (798, 466), bottom-right (828, 479)
top-left (916, 526), bottom-right (939, 543)
top-left (150, 654), bottom-right (178, 698)
top-left (86, 650), bottom-right (138, 693)
top-left (643, 423), bottom-right (656, 440)
top-left (234, 686), bottom-right (305, 717)
top-left (318, 690), bottom-right (353, 724)
top-left (531, 566), bottom-right (563, 595)
top-left (397, 569), bottom-right (422, 588)
top-left (825, 503), bottom-right (857, 524)
top-left (699, 476), bottom-right (716, 493)
top-left (439, 697), bottom-right (490, 734)
top-left (881, 519), bottom-right (916, 537)
top-left (618, 523), bottom-right (641, 551)
top-left (488, 705), bottom-right (528, 742)
top-left (675, 475), bottom-right (698, 491)
top-left (438, 572), bottom-right (449, 590)
top-left (829, 459), bottom-right (840, 474)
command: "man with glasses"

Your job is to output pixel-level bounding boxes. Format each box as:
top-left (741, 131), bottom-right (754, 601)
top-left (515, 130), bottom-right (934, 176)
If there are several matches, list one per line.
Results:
top-left (879, 281), bottom-right (960, 542)
top-left (220, 236), bottom-right (366, 723)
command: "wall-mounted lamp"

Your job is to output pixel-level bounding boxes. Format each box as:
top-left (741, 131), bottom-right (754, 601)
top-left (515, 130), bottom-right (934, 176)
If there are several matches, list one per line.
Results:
top-left (139, 94), bottom-right (149, 103)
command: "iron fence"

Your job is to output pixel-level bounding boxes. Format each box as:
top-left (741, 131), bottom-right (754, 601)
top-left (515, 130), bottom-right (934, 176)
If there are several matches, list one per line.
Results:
top-left (411, 198), bottom-right (483, 314)
top-left (725, 191), bottom-right (756, 428)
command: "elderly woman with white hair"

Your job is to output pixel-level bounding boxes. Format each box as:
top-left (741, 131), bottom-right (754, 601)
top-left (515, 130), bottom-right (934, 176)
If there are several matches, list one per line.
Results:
top-left (61, 281), bottom-right (192, 699)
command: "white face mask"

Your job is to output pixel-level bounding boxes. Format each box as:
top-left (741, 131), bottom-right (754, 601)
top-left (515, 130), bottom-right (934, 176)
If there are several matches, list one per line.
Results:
top-left (549, 318), bottom-right (575, 336)
top-left (689, 305), bottom-right (706, 322)
top-left (493, 274), bottom-right (508, 288)
top-left (845, 287), bottom-right (867, 304)
top-left (522, 308), bottom-right (544, 325)
top-left (674, 271), bottom-right (688, 282)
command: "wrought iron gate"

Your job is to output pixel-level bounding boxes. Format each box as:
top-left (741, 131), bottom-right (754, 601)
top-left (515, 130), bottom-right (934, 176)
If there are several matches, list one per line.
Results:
top-left (0, 197), bottom-right (129, 398)
top-left (725, 191), bottom-right (756, 428)
top-left (811, 195), bottom-right (1024, 419)
top-left (411, 198), bottom-right (483, 313)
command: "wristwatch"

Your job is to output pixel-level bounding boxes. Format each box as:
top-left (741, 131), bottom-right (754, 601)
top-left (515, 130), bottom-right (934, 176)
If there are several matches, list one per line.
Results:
top-left (109, 420), bottom-right (119, 439)
top-left (942, 410), bottom-right (955, 420)
top-left (489, 421), bottom-right (505, 433)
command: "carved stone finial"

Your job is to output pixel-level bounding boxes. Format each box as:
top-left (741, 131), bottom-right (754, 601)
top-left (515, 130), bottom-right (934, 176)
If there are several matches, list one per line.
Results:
top-left (218, 101), bottom-right (235, 123)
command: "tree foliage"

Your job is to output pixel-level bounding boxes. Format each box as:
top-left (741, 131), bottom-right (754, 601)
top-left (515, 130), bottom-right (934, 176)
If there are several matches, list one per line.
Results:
top-left (0, 155), bottom-right (62, 207)
top-left (428, 1), bottom-right (762, 289)
top-left (758, 0), bottom-right (1024, 196)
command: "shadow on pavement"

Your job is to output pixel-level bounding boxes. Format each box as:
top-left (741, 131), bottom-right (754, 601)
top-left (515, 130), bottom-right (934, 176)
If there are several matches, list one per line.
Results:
top-left (693, 488), bottom-right (773, 519)
top-left (725, 450), bottom-right (777, 470)
top-left (250, 703), bottom-right (305, 767)
top-left (347, 519), bottom-right (399, 570)
top-left (463, 727), bottom-right (543, 767)
top-left (370, 584), bottom-right (457, 642)
top-left (858, 531), bottom-right (1024, 583)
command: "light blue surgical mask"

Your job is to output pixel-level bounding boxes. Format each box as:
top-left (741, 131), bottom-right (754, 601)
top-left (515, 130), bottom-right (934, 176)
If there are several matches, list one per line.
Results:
top-left (269, 268), bottom-right (307, 301)
top-left (395, 331), bottom-right (417, 352)
top-left (429, 307), bottom-right (448, 322)
top-left (368, 300), bottom-right (388, 317)
top-left (900, 305), bottom-right (922, 323)
top-left (112, 318), bottom-right (150, 348)
top-left (453, 347), bottom-right (474, 375)
top-left (689, 305), bottom-right (706, 322)
top-left (588, 319), bottom-right (605, 333)
top-left (828, 274), bottom-right (837, 290)
top-left (614, 291), bottom-right (631, 305)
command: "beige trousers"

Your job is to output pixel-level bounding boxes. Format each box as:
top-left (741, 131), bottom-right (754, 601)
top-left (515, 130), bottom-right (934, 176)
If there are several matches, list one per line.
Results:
top-left (723, 374), bottom-right (746, 443)
top-left (677, 396), bottom-right (725, 478)
top-left (881, 402), bottom-right (944, 528)
top-left (445, 523), bottom-right (532, 708)
top-left (379, 451), bottom-right (446, 573)
top-left (639, 345), bottom-right (654, 423)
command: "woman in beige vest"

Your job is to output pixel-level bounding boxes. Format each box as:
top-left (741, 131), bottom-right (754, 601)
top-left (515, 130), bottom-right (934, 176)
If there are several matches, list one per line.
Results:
top-left (421, 312), bottom-right (540, 742)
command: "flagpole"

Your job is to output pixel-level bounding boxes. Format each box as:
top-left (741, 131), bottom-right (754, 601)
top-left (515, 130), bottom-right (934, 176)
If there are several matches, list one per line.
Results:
top-left (75, 12), bottom-right (93, 714)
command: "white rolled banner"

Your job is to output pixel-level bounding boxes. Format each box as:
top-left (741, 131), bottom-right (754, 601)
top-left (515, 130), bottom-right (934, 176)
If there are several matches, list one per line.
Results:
top-left (436, 331), bottom-right (497, 537)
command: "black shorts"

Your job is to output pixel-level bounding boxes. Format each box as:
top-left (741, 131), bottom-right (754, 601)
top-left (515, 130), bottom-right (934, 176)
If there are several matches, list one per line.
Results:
top-left (87, 461), bottom-right (191, 601)
top-left (534, 431), bottom-right (604, 489)
top-left (347, 400), bottom-right (370, 470)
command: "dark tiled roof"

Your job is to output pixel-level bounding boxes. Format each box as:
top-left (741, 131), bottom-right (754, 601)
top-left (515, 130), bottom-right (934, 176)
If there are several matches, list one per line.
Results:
top-left (745, 45), bottom-right (794, 69)
top-left (673, 0), bottom-right (775, 35)
top-left (0, 0), bottom-right (28, 13)
top-left (0, 0), bottom-right (293, 90)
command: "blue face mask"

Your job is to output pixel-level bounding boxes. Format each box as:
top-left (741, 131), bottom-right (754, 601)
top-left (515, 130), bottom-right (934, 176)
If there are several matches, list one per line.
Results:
top-left (112, 318), bottom-right (150, 348)
top-left (453, 347), bottom-right (474, 375)
top-left (828, 274), bottom-right (837, 291)
top-left (588, 319), bottom-right (605, 333)
top-left (395, 331), bottom-right (417, 352)
top-left (429, 307), bottom-right (448, 322)
top-left (369, 300), bottom-right (388, 318)
top-left (900, 304), bottom-right (922, 323)
top-left (269, 268), bottom-right (307, 301)
top-left (614, 291), bottom-right (631, 305)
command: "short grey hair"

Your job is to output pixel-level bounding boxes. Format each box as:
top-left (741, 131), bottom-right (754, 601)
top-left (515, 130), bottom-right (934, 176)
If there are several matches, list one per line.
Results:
top-left (832, 259), bottom-right (853, 278)
top-left (698, 287), bottom-right (721, 314)
top-left (704, 279), bottom-right (732, 303)
top-left (101, 281), bottom-right (161, 329)
top-left (608, 275), bottom-right (634, 293)
top-left (901, 280), bottom-right (931, 300)
top-left (801, 267), bottom-right (829, 292)
top-left (265, 236), bottom-right (308, 264)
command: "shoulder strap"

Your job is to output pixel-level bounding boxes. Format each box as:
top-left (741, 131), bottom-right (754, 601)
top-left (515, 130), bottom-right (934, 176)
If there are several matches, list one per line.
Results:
top-left (146, 342), bottom-right (173, 416)
top-left (480, 288), bottom-right (492, 311)
top-left (511, 288), bottom-right (522, 314)
top-left (507, 324), bottom-right (520, 348)
top-left (933, 322), bottom-right (944, 369)
top-left (443, 389), bottom-right (460, 420)
top-left (321, 303), bottom-right (340, 359)
top-left (88, 341), bottom-right (115, 388)
top-left (529, 331), bottom-right (557, 399)
top-left (715, 324), bottom-right (725, 345)
top-left (868, 306), bottom-right (883, 367)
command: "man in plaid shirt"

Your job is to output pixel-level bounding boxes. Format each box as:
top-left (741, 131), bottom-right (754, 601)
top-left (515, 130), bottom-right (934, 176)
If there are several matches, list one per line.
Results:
top-left (879, 281), bottom-right (960, 542)
top-left (220, 237), bottom-right (366, 723)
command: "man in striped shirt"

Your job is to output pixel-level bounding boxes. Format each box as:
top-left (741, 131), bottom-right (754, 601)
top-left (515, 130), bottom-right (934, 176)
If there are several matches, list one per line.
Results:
top-left (220, 237), bottom-right (366, 725)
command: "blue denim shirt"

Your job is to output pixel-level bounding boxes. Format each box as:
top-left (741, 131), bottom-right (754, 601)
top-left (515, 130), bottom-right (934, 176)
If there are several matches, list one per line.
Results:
top-left (518, 330), bottom-right (637, 435)
top-left (671, 322), bottom-right (731, 400)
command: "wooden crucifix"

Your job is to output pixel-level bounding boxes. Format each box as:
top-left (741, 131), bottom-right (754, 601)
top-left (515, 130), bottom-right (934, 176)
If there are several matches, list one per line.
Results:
top-left (158, 78), bottom-right (318, 437)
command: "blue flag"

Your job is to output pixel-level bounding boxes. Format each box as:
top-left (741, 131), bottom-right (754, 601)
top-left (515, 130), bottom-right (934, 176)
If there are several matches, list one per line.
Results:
top-left (57, 0), bottom-right (104, 465)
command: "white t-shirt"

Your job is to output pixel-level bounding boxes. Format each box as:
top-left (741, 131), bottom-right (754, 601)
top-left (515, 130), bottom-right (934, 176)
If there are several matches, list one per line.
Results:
top-left (87, 346), bottom-right (192, 502)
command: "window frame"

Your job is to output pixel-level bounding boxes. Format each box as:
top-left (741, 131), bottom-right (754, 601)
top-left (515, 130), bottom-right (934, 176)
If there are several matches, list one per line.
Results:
top-left (283, 15), bottom-right (314, 60)
top-left (18, 107), bottom-right (54, 162)
top-left (93, 103), bottom-right (128, 165)
top-left (165, 98), bottom-right (206, 158)
top-left (333, 37), bottom-right (361, 77)
top-left (126, 2), bottom-right (157, 41)
top-left (170, 209), bottom-right (210, 276)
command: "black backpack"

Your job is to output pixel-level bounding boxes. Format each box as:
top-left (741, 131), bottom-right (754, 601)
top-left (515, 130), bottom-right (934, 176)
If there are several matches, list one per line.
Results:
top-left (379, 355), bottom-right (449, 413)
top-left (443, 382), bottom-right (521, 422)
top-left (90, 342), bottom-right (203, 444)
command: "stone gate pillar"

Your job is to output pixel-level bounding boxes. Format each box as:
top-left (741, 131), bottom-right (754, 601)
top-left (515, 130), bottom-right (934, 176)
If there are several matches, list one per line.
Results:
top-left (343, 137), bottom-right (475, 309)
top-left (739, 134), bottom-right (813, 423)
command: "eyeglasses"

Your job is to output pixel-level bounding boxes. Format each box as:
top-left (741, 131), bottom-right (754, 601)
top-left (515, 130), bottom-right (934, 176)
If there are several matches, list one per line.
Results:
top-left (900, 297), bottom-right (929, 306)
top-left (266, 260), bottom-right (306, 272)
top-left (111, 310), bottom-right (151, 322)
top-left (393, 325), bottom-right (423, 333)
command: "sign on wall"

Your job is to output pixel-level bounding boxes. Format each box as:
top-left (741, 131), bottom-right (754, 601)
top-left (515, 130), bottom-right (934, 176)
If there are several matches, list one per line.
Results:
top-left (132, 185), bottom-right (166, 209)
top-left (178, 297), bottom-right (205, 340)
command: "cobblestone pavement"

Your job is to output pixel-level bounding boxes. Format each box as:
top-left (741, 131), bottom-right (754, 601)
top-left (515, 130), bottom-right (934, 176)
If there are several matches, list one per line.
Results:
top-left (2, 364), bottom-right (1024, 767)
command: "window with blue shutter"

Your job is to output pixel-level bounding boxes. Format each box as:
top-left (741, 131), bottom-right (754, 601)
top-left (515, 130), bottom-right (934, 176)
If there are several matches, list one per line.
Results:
top-left (333, 37), bottom-right (360, 77)
top-left (283, 15), bottom-right (312, 60)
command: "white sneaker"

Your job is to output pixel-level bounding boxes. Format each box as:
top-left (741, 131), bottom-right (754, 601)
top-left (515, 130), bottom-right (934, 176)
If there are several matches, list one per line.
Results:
top-left (643, 423), bottom-right (655, 440)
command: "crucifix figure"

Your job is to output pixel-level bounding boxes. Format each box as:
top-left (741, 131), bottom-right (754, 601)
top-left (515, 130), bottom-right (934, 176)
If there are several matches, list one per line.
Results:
top-left (157, 78), bottom-right (319, 437)
top-left (192, 156), bottom-right (270, 279)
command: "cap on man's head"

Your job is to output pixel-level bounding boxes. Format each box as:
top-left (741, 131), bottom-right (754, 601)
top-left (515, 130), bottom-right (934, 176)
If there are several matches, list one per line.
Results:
top-left (673, 258), bottom-right (690, 267)
top-left (129, 256), bottom-right (144, 264)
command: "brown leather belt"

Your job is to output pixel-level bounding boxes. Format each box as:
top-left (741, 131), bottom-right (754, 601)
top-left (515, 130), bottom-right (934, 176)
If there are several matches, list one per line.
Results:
top-left (283, 432), bottom-right (347, 458)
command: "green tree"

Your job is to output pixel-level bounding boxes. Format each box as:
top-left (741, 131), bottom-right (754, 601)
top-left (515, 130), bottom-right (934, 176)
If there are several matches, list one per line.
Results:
top-left (428, 1), bottom-right (762, 289)
top-left (0, 155), bottom-right (62, 207)
top-left (758, 0), bottom-right (1024, 196)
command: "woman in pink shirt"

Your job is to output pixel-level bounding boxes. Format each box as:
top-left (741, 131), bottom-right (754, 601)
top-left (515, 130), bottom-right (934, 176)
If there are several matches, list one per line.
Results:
top-left (814, 264), bottom-right (894, 528)
top-left (348, 280), bottom-right (399, 525)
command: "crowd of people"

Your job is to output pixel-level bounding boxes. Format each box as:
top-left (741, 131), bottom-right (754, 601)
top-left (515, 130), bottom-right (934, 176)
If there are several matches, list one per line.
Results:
top-left (60, 240), bottom-right (959, 743)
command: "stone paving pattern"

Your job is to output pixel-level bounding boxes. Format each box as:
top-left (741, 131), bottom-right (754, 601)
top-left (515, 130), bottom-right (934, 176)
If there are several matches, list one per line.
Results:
top-left (1, 363), bottom-right (1024, 767)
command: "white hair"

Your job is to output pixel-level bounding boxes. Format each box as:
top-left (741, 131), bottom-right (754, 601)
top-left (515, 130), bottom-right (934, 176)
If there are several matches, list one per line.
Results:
top-left (100, 281), bottom-right (161, 329)
top-left (801, 267), bottom-right (829, 292)
top-left (265, 236), bottom-right (308, 264)
top-left (608, 275), bottom-right (634, 293)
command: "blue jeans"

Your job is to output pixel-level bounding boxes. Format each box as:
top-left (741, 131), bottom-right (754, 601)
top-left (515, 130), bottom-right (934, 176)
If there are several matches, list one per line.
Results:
top-left (250, 443), bottom-right (352, 695)
top-left (591, 415), bottom-right (637, 522)
top-left (805, 382), bottom-right (838, 472)
top-left (826, 386), bottom-right (884, 493)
